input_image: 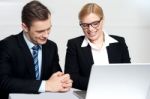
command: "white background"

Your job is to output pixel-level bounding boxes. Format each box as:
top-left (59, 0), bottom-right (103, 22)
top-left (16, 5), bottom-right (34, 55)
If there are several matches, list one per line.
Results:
top-left (0, 0), bottom-right (150, 70)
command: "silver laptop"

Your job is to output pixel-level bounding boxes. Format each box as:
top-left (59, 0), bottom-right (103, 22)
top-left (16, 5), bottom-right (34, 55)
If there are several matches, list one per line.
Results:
top-left (74, 63), bottom-right (150, 99)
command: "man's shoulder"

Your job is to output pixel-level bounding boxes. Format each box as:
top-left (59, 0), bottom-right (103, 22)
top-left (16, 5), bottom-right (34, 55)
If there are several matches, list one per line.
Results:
top-left (0, 33), bottom-right (21, 46)
top-left (0, 33), bottom-right (22, 55)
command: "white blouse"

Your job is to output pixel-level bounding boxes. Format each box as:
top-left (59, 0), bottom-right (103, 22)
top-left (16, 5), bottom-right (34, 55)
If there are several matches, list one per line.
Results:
top-left (81, 32), bottom-right (118, 65)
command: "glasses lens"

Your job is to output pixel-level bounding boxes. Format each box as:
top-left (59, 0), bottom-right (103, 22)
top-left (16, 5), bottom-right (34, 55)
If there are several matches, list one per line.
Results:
top-left (91, 21), bottom-right (100, 28)
top-left (80, 23), bottom-right (89, 29)
top-left (80, 20), bottom-right (100, 29)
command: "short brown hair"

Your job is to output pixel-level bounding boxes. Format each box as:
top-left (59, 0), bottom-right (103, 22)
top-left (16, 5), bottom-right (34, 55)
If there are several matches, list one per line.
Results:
top-left (22, 0), bottom-right (51, 28)
top-left (79, 3), bottom-right (104, 21)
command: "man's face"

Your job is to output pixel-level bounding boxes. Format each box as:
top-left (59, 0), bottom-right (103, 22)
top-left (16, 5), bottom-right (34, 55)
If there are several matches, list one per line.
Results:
top-left (22, 15), bottom-right (52, 45)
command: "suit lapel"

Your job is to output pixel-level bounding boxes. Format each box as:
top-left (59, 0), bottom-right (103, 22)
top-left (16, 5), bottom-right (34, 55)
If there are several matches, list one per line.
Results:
top-left (40, 45), bottom-right (46, 79)
top-left (107, 43), bottom-right (119, 63)
top-left (17, 32), bottom-right (35, 79)
top-left (81, 45), bottom-right (94, 68)
top-left (40, 43), bottom-right (52, 79)
top-left (107, 46), bottom-right (112, 63)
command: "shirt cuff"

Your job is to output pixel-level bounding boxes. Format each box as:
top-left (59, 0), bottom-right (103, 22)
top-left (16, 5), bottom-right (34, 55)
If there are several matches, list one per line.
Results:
top-left (38, 80), bottom-right (46, 92)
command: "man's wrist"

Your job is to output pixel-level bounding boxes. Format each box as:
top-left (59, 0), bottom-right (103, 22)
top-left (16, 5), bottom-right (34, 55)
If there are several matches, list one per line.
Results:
top-left (38, 80), bottom-right (46, 92)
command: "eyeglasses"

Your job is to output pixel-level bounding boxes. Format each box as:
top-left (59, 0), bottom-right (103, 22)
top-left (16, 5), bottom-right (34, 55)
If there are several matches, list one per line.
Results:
top-left (80, 20), bottom-right (101, 29)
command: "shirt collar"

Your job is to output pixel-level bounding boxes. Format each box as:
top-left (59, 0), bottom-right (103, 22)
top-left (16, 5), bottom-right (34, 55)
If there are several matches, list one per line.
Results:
top-left (81, 31), bottom-right (118, 48)
top-left (23, 32), bottom-right (42, 49)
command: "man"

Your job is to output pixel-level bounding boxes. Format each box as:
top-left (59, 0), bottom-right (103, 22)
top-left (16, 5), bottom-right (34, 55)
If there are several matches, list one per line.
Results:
top-left (0, 1), bottom-right (72, 99)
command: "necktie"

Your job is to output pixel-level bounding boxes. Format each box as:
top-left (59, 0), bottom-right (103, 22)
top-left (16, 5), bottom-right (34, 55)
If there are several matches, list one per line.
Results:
top-left (32, 45), bottom-right (40, 80)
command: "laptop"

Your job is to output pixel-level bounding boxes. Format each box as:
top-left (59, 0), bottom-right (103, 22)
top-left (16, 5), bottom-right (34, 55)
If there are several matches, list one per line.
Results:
top-left (73, 63), bottom-right (150, 99)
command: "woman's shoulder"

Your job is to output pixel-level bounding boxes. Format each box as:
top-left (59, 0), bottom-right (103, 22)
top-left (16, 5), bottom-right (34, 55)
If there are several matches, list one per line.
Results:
top-left (68, 35), bottom-right (85, 42)
top-left (66, 35), bottom-right (85, 47)
top-left (109, 35), bottom-right (125, 42)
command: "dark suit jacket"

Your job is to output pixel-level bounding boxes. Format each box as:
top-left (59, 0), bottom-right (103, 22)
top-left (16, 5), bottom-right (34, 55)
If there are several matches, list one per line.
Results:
top-left (65, 35), bottom-right (131, 90)
top-left (0, 32), bottom-right (61, 99)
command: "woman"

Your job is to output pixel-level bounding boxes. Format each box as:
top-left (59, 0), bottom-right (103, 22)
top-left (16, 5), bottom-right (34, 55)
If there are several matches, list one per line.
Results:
top-left (65, 3), bottom-right (131, 90)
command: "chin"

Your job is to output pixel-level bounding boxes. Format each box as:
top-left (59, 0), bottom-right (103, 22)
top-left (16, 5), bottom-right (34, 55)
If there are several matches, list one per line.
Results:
top-left (88, 36), bottom-right (97, 41)
top-left (38, 41), bottom-right (47, 45)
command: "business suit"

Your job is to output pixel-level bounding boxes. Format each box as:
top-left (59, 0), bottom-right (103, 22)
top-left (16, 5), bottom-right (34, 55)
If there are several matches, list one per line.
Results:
top-left (65, 35), bottom-right (131, 90)
top-left (0, 32), bottom-right (61, 99)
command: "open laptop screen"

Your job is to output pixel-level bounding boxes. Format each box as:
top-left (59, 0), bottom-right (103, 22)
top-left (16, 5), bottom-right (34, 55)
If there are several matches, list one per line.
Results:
top-left (85, 64), bottom-right (150, 99)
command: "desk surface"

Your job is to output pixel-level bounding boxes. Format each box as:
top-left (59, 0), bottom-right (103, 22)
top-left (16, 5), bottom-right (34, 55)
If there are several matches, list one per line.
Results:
top-left (10, 89), bottom-right (79, 99)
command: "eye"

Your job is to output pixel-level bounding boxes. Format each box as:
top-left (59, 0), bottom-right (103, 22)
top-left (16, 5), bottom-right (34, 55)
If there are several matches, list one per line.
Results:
top-left (80, 23), bottom-right (89, 28)
top-left (47, 27), bottom-right (51, 32)
top-left (36, 30), bottom-right (45, 34)
top-left (92, 21), bottom-right (99, 26)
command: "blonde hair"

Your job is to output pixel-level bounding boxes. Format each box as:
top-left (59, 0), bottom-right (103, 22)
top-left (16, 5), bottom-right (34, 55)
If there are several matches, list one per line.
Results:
top-left (79, 3), bottom-right (104, 21)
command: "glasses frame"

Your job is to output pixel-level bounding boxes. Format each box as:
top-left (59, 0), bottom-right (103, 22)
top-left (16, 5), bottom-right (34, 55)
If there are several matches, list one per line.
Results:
top-left (80, 20), bottom-right (101, 29)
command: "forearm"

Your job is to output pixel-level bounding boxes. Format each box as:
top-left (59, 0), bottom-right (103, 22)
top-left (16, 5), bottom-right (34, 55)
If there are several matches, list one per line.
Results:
top-left (0, 76), bottom-right (41, 93)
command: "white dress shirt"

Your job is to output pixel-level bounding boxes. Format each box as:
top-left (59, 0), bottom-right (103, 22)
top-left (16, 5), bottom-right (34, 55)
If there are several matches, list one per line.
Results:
top-left (23, 33), bottom-right (46, 92)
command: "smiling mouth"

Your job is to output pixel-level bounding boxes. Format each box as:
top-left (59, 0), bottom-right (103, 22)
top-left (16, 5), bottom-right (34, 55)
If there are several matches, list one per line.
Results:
top-left (40, 37), bottom-right (47, 40)
top-left (88, 32), bottom-right (96, 37)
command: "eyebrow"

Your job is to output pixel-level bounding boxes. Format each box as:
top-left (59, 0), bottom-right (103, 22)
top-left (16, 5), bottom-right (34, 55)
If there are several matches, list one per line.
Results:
top-left (80, 20), bottom-right (100, 24)
top-left (36, 27), bottom-right (51, 32)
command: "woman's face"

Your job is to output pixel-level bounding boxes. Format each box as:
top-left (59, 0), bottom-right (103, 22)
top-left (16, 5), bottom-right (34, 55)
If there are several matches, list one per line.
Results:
top-left (80, 13), bottom-right (103, 42)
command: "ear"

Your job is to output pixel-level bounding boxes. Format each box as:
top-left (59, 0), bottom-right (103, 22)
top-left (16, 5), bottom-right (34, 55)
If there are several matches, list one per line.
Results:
top-left (22, 23), bottom-right (29, 32)
top-left (100, 19), bottom-right (104, 28)
top-left (100, 19), bottom-right (104, 25)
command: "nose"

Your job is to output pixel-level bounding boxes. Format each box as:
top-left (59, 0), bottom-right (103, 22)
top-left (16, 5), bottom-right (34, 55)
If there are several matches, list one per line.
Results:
top-left (43, 30), bottom-right (49, 38)
top-left (88, 24), bottom-right (94, 31)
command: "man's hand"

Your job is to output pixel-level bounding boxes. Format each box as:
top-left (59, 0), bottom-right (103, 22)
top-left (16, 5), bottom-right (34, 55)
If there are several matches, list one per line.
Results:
top-left (61, 73), bottom-right (73, 92)
top-left (45, 71), bottom-right (73, 92)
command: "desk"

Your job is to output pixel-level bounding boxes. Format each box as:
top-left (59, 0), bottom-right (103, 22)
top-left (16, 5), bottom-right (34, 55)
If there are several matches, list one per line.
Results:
top-left (10, 89), bottom-right (79, 99)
